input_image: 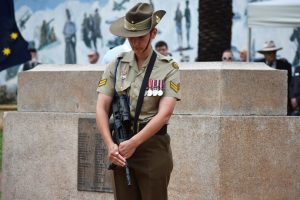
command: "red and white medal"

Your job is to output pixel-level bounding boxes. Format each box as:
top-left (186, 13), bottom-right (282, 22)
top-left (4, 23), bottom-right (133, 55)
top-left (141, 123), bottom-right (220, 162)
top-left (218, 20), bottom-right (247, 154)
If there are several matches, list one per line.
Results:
top-left (147, 80), bottom-right (153, 96)
top-left (153, 80), bottom-right (158, 96)
top-left (158, 80), bottom-right (164, 96)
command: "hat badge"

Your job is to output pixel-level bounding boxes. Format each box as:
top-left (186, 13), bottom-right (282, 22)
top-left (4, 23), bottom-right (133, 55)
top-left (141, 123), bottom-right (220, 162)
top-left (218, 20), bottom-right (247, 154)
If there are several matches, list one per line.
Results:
top-left (156, 15), bottom-right (160, 23)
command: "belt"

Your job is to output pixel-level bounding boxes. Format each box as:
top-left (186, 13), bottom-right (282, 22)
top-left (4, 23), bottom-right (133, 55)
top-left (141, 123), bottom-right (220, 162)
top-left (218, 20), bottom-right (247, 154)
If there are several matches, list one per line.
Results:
top-left (133, 122), bottom-right (167, 135)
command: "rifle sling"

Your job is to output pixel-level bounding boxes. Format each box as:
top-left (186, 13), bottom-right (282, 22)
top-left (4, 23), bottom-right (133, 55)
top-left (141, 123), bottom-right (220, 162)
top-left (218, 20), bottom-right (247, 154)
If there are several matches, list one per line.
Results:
top-left (113, 58), bottom-right (121, 97)
top-left (133, 51), bottom-right (157, 134)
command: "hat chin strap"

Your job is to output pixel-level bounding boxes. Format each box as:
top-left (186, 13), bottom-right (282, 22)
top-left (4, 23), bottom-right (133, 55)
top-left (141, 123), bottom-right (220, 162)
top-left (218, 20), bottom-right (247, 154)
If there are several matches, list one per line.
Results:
top-left (142, 31), bottom-right (153, 52)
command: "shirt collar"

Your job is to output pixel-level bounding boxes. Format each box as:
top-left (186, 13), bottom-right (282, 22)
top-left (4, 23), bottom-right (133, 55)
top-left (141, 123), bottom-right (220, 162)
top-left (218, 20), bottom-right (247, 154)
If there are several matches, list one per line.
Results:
top-left (121, 50), bottom-right (154, 69)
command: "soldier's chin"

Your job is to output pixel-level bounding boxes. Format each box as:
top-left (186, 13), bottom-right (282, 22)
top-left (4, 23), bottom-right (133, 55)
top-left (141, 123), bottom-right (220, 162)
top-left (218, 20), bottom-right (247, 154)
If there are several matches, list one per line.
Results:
top-left (133, 48), bottom-right (144, 54)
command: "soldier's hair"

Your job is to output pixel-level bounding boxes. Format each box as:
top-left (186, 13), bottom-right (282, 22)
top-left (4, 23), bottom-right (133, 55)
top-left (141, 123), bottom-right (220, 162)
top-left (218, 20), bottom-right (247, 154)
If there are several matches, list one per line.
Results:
top-left (155, 41), bottom-right (168, 49)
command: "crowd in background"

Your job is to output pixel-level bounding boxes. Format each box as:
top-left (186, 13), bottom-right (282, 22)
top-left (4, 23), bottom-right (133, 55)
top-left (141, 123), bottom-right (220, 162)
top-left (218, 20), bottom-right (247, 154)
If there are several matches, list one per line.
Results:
top-left (222, 40), bottom-right (300, 116)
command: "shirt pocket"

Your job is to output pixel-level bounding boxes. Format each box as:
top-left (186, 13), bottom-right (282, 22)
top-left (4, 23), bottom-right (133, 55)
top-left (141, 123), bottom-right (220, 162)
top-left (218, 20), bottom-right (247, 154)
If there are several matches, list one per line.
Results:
top-left (115, 79), bottom-right (131, 95)
top-left (142, 95), bottom-right (161, 115)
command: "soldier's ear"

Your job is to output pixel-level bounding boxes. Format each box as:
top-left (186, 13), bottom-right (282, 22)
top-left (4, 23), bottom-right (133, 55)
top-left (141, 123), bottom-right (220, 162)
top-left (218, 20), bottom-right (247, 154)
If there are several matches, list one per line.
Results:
top-left (150, 28), bottom-right (157, 40)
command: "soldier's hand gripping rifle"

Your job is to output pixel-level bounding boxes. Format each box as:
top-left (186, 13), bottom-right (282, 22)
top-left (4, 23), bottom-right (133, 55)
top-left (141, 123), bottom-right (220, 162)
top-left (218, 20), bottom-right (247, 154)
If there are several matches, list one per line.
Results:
top-left (108, 94), bottom-right (132, 186)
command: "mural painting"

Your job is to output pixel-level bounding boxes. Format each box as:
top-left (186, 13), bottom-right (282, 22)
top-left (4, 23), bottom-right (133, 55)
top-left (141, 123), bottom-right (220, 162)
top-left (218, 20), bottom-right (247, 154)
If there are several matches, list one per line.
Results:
top-left (13, 0), bottom-right (198, 65)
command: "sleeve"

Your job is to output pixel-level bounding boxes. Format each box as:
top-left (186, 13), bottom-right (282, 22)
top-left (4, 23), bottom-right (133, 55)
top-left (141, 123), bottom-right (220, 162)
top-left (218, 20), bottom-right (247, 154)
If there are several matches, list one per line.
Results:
top-left (96, 60), bottom-right (115, 97)
top-left (163, 62), bottom-right (181, 101)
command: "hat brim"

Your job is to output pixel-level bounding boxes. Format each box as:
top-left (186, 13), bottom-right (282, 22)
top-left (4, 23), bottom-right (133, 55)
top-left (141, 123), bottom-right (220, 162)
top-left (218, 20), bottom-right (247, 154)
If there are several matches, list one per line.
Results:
top-left (110, 10), bottom-right (166, 38)
top-left (257, 47), bottom-right (282, 54)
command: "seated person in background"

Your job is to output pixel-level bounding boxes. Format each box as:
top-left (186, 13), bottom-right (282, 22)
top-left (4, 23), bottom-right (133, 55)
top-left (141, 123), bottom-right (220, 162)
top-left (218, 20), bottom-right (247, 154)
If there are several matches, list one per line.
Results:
top-left (155, 40), bottom-right (172, 56)
top-left (88, 51), bottom-right (100, 64)
top-left (222, 49), bottom-right (234, 62)
top-left (23, 48), bottom-right (40, 71)
top-left (257, 40), bottom-right (292, 115)
top-left (290, 66), bottom-right (300, 115)
top-left (239, 48), bottom-right (247, 62)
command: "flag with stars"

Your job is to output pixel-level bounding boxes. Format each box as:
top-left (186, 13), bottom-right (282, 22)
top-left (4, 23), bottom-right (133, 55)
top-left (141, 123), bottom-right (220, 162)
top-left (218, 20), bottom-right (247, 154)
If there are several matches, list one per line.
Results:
top-left (0, 0), bottom-right (31, 70)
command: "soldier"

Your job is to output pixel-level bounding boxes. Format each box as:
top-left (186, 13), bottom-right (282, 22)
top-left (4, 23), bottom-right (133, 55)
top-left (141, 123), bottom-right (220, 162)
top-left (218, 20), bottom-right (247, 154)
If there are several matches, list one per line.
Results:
top-left (96, 3), bottom-right (181, 200)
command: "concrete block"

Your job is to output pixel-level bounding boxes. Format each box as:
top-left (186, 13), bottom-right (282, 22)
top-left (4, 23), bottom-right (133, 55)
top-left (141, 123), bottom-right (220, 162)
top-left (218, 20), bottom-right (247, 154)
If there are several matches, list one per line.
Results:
top-left (3, 112), bottom-right (299, 200)
top-left (168, 115), bottom-right (300, 200)
top-left (2, 112), bottom-right (114, 200)
top-left (176, 62), bottom-right (287, 116)
top-left (18, 65), bottom-right (105, 113)
top-left (18, 62), bottom-right (287, 115)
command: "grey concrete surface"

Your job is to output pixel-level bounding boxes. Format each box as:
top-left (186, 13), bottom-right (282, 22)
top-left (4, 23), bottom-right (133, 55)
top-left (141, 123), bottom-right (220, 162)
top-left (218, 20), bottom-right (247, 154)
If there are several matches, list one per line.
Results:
top-left (3, 113), bottom-right (300, 200)
top-left (3, 112), bottom-right (114, 200)
top-left (3, 63), bottom-right (299, 200)
top-left (168, 115), bottom-right (300, 200)
top-left (18, 62), bottom-right (287, 115)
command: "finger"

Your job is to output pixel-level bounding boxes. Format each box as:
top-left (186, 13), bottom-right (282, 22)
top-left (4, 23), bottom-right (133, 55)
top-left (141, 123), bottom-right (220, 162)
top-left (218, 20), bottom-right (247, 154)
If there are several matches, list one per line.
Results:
top-left (115, 152), bottom-right (126, 163)
top-left (110, 152), bottom-right (126, 166)
top-left (113, 156), bottom-right (126, 167)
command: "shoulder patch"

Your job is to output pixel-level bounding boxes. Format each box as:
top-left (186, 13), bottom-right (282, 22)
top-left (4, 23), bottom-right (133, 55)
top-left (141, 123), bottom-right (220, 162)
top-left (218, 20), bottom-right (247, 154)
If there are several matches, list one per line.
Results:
top-left (98, 79), bottom-right (107, 87)
top-left (171, 62), bottom-right (179, 69)
top-left (170, 81), bottom-right (180, 93)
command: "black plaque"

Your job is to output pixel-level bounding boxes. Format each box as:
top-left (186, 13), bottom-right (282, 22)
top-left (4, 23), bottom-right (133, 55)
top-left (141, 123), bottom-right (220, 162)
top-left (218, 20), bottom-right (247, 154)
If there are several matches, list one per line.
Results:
top-left (78, 118), bottom-right (113, 193)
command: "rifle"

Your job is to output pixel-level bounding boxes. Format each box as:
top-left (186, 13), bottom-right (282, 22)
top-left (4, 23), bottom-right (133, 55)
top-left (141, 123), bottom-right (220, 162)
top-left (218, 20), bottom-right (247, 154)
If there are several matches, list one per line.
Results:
top-left (108, 94), bottom-right (132, 186)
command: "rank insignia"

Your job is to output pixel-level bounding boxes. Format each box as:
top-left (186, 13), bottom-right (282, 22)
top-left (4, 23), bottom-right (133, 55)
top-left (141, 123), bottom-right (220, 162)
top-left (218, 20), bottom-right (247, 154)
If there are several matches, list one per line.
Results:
top-left (171, 62), bottom-right (179, 70)
top-left (98, 79), bottom-right (107, 87)
top-left (170, 81), bottom-right (180, 93)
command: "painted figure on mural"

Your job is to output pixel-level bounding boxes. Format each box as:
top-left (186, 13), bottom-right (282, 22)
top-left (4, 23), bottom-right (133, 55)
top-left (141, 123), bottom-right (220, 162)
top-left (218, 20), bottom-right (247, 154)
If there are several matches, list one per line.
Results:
top-left (184, 0), bottom-right (191, 48)
top-left (63, 9), bottom-right (77, 64)
top-left (88, 13), bottom-right (98, 50)
top-left (94, 8), bottom-right (103, 48)
top-left (82, 13), bottom-right (91, 48)
top-left (40, 20), bottom-right (49, 49)
top-left (18, 10), bottom-right (31, 30)
top-left (174, 3), bottom-right (183, 50)
top-left (39, 18), bottom-right (55, 49)
top-left (113, 0), bottom-right (130, 11)
top-left (290, 27), bottom-right (300, 67)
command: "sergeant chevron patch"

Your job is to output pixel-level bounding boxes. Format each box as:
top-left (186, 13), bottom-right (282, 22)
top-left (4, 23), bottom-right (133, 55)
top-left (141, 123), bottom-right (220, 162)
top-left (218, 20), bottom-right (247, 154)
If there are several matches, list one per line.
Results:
top-left (98, 79), bottom-right (107, 87)
top-left (170, 81), bottom-right (180, 93)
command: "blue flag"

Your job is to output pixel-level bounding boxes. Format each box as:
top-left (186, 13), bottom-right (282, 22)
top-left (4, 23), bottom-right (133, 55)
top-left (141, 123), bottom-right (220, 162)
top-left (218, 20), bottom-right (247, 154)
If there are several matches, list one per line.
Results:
top-left (0, 0), bottom-right (31, 70)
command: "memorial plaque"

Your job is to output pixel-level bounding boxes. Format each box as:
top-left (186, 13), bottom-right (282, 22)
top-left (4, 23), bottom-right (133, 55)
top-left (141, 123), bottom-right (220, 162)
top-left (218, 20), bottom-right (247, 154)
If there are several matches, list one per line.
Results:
top-left (78, 118), bottom-right (113, 193)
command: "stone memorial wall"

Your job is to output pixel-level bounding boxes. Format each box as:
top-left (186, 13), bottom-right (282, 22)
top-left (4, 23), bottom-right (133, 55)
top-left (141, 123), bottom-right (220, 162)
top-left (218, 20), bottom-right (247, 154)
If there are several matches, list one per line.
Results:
top-left (3, 63), bottom-right (300, 200)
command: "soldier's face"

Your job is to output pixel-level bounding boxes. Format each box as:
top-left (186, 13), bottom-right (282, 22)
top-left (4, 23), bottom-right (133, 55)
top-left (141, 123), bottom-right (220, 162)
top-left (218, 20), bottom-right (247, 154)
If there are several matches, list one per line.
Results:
top-left (128, 29), bottom-right (157, 53)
